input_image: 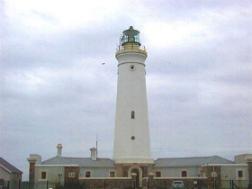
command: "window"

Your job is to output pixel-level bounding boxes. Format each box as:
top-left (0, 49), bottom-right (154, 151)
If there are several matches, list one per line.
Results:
top-left (110, 171), bottom-right (115, 177)
top-left (155, 171), bottom-right (161, 177)
top-left (41, 172), bottom-right (46, 179)
top-left (181, 170), bottom-right (187, 177)
top-left (130, 65), bottom-right (135, 70)
top-left (85, 171), bottom-right (91, 177)
top-left (131, 111), bottom-right (135, 119)
top-left (68, 172), bottom-right (76, 178)
top-left (237, 170), bottom-right (243, 178)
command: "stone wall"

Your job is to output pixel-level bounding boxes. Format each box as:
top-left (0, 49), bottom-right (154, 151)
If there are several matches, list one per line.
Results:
top-left (115, 164), bottom-right (153, 177)
top-left (78, 177), bottom-right (209, 189)
top-left (79, 178), bottom-right (134, 189)
top-left (142, 177), bottom-right (209, 189)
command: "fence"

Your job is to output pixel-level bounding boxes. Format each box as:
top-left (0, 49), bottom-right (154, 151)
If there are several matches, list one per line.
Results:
top-left (220, 180), bottom-right (249, 189)
top-left (21, 181), bottom-right (55, 189)
top-left (20, 180), bottom-right (250, 189)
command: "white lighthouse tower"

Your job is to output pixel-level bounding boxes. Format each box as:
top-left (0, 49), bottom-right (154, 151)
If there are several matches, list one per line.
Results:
top-left (113, 26), bottom-right (153, 168)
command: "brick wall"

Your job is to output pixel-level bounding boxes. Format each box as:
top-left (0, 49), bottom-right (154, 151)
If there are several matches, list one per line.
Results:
top-left (29, 162), bottom-right (35, 184)
top-left (78, 177), bottom-right (209, 189)
top-left (64, 167), bottom-right (80, 184)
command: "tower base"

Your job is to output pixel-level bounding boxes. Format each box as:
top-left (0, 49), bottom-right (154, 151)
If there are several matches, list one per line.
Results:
top-left (115, 162), bottom-right (154, 188)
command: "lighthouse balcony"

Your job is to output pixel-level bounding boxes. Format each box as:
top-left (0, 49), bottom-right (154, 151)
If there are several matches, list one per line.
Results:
top-left (116, 44), bottom-right (147, 57)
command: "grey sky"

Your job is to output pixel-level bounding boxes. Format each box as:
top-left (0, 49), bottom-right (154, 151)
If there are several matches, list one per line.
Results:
top-left (1, 0), bottom-right (252, 180)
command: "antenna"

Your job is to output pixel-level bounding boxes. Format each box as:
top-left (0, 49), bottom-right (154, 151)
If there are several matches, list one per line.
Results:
top-left (96, 134), bottom-right (98, 157)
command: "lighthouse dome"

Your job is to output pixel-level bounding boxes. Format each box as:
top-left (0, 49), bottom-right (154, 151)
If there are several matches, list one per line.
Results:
top-left (120, 26), bottom-right (141, 46)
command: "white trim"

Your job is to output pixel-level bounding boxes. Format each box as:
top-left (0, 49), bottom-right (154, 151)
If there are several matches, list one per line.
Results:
top-left (114, 158), bottom-right (154, 164)
top-left (236, 168), bottom-right (246, 180)
top-left (108, 170), bottom-right (116, 177)
top-left (155, 171), bottom-right (162, 177)
top-left (84, 170), bottom-right (92, 178)
top-left (0, 164), bottom-right (12, 174)
top-left (128, 165), bottom-right (143, 187)
top-left (181, 169), bottom-right (188, 177)
top-left (38, 179), bottom-right (48, 182)
top-left (118, 61), bottom-right (145, 67)
top-left (40, 171), bottom-right (47, 180)
top-left (36, 164), bottom-right (79, 167)
top-left (79, 177), bottom-right (131, 180)
top-left (68, 172), bottom-right (76, 178)
top-left (201, 164), bottom-right (247, 166)
top-left (156, 166), bottom-right (200, 168)
top-left (154, 177), bottom-right (208, 180)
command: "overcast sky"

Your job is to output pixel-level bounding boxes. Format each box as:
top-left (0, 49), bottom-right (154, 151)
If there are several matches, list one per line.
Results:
top-left (1, 0), bottom-right (252, 180)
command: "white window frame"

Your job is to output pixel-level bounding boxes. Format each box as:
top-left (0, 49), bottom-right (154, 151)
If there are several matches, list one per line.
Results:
top-left (181, 169), bottom-right (188, 177)
top-left (85, 170), bottom-right (92, 178)
top-left (155, 171), bottom-right (161, 177)
top-left (236, 169), bottom-right (245, 180)
top-left (109, 170), bottom-right (116, 177)
top-left (40, 171), bottom-right (47, 180)
top-left (68, 172), bottom-right (76, 178)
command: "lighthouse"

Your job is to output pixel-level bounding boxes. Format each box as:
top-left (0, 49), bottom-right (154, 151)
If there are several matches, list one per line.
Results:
top-left (113, 26), bottom-right (153, 180)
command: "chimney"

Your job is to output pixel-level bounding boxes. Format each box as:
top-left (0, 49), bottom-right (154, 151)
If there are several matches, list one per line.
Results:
top-left (27, 154), bottom-right (41, 184)
top-left (90, 147), bottom-right (97, 160)
top-left (57, 144), bottom-right (63, 157)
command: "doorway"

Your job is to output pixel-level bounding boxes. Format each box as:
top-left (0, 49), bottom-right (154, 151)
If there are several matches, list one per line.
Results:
top-left (128, 166), bottom-right (142, 188)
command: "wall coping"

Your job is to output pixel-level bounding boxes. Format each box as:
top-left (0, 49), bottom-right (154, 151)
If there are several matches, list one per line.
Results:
top-left (152, 177), bottom-right (208, 180)
top-left (202, 164), bottom-right (247, 167)
top-left (79, 177), bottom-right (132, 180)
top-left (36, 164), bottom-right (79, 167)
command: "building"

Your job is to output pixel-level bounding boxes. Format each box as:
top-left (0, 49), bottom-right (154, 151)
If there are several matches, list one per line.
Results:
top-left (27, 146), bottom-right (115, 186)
top-left (28, 145), bottom-right (252, 189)
top-left (28, 26), bottom-right (252, 189)
top-left (0, 157), bottom-right (22, 189)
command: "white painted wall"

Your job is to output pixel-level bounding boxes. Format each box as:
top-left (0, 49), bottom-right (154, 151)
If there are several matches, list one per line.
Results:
top-left (155, 167), bottom-right (201, 177)
top-left (113, 46), bottom-right (152, 164)
top-left (35, 166), bottom-right (64, 185)
top-left (220, 165), bottom-right (248, 188)
top-left (235, 154), bottom-right (252, 163)
top-left (80, 168), bottom-right (116, 177)
top-left (0, 167), bottom-right (21, 189)
top-left (0, 166), bottom-right (11, 181)
top-left (221, 165), bottom-right (248, 180)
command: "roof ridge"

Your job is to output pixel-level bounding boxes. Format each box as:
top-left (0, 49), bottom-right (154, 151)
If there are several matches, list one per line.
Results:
top-left (59, 156), bottom-right (113, 160)
top-left (0, 157), bottom-right (22, 173)
top-left (156, 156), bottom-right (213, 160)
top-left (42, 156), bottom-right (114, 164)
